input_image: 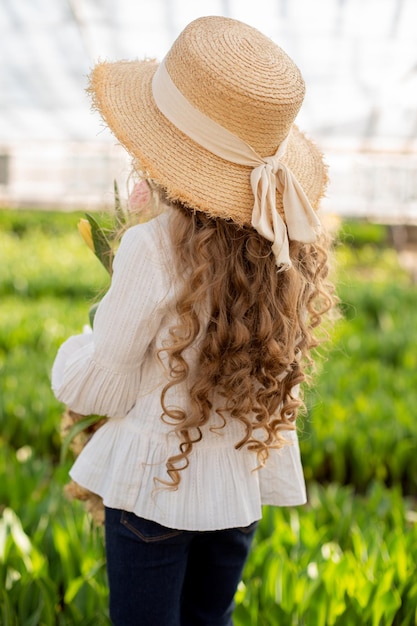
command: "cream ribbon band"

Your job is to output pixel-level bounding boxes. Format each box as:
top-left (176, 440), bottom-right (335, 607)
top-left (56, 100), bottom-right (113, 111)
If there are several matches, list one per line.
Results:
top-left (152, 60), bottom-right (321, 269)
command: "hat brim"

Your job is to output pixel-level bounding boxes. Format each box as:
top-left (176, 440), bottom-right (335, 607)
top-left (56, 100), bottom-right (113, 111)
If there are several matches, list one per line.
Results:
top-left (89, 60), bottom-right (327, 225)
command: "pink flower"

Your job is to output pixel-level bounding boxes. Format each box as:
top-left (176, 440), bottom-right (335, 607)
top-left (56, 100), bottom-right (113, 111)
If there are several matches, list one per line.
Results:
top-left (128, 181), bottom-right (151, 213)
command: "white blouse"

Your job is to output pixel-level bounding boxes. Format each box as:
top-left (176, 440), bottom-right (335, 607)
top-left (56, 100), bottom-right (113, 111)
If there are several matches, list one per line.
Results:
top-left (52, 209), bottom-right (306, 531)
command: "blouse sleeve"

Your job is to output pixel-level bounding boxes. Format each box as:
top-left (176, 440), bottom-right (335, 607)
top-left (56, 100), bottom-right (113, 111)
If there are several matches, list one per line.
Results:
top-left (51, 222), bottom-right (169, 418)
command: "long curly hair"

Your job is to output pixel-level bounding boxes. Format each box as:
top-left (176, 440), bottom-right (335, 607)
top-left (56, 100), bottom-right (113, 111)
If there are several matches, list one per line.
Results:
top-left (157, 201), bottom-right (335, 489)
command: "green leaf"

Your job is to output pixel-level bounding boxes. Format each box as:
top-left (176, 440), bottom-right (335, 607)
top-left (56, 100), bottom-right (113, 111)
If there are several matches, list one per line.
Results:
top-left (88, 302), bottom-right (100, 328)
top-left (113, 179), bottom-right (127, 228)
top-left (372, 585), bottom-right (402, 626)
top-left (60, 415), bottom-right (105, 463)
top-left (64, 576), bottom-right (85, 604)
top-left (1, 588), bottom-right (14, 626)
top-left (85, 213), bottom-right (113, 275)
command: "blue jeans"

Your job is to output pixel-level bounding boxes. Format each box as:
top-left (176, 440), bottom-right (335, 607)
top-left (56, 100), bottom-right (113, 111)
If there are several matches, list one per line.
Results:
top-left (105, 507), bottom-right (258, 626)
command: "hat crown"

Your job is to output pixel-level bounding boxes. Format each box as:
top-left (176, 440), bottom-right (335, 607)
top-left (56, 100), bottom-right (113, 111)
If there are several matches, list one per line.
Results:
top-left (165, 16), bottom-right (305, 157)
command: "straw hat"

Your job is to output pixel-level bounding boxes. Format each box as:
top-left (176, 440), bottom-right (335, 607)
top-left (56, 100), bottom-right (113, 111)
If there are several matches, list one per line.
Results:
top-left (89, 16), bottom-right (327, 226)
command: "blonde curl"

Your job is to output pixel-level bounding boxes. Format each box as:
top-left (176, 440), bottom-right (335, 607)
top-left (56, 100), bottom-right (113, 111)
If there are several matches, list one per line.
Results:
top-left (157, 202), bottom-right (335, 489)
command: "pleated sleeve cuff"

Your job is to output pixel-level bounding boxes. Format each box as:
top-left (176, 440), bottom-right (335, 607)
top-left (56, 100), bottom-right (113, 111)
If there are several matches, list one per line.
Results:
top-left (51, 333), bottom-right (140, 418)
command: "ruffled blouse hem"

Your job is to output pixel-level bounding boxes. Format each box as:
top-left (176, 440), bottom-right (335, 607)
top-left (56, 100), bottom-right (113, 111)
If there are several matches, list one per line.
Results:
top-left (69, 419), bottom-right (306, 531)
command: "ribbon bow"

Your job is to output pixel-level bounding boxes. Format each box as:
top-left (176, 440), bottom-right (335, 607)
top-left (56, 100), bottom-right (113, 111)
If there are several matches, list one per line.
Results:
top-left (251, 138), bottom-right (322, 270)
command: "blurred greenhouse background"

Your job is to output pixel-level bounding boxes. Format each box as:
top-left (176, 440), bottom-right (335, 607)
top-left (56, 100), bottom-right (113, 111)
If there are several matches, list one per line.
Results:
top-left (1, 0), bottom-right (417, 220)
top-left (2, 1), bottom-right (417, 625)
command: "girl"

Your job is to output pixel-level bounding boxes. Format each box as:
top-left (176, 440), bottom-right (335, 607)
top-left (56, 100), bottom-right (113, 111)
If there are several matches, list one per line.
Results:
top-left (52, 16), bottom-right (334, 626)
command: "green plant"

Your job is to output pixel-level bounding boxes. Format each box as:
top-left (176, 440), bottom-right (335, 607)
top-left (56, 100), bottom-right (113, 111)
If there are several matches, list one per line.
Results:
top-left (301, 245), bottom-right (417, 494)
top-left (337, 220), bottom-right (388, 248)
top-left (235, 483), bottom-right (417, 626)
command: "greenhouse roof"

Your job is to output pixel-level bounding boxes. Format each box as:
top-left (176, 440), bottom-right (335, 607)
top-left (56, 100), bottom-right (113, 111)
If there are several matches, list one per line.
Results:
top-left (1, 0), bottom-right (417, 148)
